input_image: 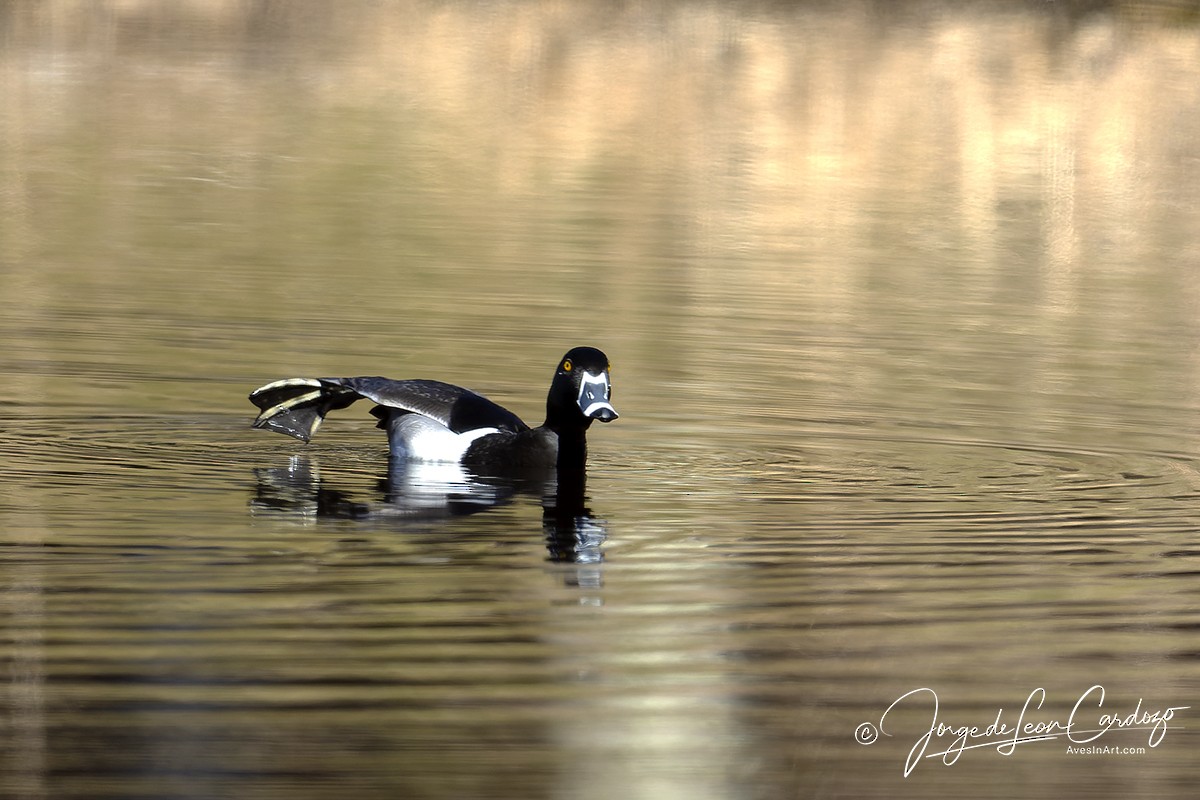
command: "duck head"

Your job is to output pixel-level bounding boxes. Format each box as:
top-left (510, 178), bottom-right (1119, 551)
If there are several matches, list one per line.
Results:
top-left (545, 346), bottom-right (619, 430)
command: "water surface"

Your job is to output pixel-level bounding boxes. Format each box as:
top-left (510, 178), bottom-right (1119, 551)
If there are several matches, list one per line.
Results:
top-left (2, 2), bottom-right (1200, 798)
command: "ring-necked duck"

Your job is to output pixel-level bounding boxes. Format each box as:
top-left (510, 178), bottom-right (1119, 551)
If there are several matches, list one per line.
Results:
top-left (249, 346), bottom-right (618, 473)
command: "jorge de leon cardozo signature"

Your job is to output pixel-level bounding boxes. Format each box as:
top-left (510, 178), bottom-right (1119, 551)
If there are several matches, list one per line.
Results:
top-left (855, 685), bottom-right (1188, 777)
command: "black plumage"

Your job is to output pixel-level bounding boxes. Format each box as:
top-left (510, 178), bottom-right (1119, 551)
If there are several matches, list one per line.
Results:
top-left (249, 346), bottom-right (618, 475)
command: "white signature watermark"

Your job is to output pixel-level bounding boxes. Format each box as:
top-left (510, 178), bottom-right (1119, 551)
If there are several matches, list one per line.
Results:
top-left (856, 685), bottom-right (1187, 777)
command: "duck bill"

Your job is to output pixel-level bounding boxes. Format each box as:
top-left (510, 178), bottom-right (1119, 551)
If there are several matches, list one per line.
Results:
top-left (578, 371), bottom-right (619, 423)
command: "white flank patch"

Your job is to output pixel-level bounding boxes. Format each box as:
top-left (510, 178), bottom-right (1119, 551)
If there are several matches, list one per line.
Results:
top-left (394, 415), bottom-right (500, 463)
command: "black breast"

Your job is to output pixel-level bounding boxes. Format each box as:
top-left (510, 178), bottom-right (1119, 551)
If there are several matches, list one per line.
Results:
top-left (462, 427), bottom-right (558, 473)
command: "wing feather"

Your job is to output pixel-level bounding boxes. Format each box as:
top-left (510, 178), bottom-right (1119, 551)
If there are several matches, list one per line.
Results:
top-left (332, 377), bottom-right (529, 434)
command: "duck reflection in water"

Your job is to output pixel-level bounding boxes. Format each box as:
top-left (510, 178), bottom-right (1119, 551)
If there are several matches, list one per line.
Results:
top-left (251, 455), bottom-right (608, 563)
top-left (247, 347), bottom-right (618, 563)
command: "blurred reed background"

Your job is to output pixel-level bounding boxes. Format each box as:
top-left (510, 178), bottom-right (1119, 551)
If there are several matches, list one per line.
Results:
top-left (2, 1), bottom-right (1198, 446)
top-left (2, 4), bottom-right (1200, 799)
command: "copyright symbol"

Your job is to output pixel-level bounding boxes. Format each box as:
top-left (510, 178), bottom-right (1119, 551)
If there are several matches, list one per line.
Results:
top-left (855, 722), bottom-right (879, 745)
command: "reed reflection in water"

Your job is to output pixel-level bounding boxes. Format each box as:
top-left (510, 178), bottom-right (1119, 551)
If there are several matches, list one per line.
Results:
top-left (2, 2), bottom-right (1200, 799)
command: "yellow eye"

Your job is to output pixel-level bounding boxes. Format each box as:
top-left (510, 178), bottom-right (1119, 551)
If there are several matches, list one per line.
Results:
top-left (563, 359), bottom-right (572, 372)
